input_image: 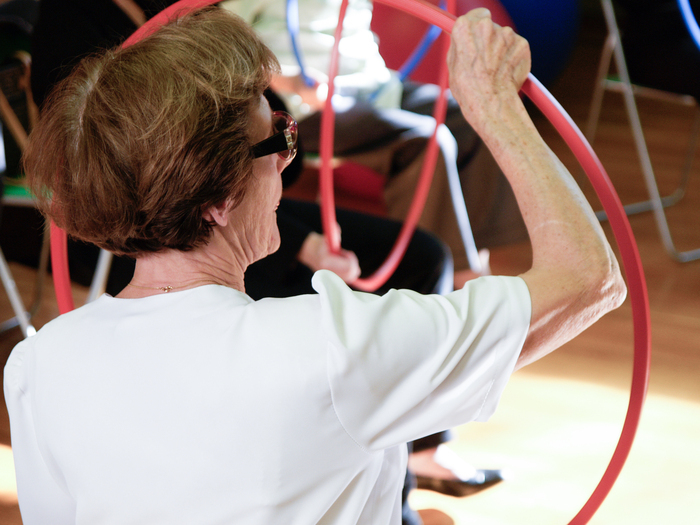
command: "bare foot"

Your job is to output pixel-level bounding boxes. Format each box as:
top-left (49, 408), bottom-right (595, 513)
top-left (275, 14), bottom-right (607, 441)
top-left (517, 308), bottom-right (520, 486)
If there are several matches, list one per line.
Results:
top-left (417, 508), bottom-right (455, 525)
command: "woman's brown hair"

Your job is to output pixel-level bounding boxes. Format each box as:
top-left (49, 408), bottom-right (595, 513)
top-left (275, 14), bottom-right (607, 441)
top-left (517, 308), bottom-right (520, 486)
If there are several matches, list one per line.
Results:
top-left (24, 7), bottom-right (280, 256)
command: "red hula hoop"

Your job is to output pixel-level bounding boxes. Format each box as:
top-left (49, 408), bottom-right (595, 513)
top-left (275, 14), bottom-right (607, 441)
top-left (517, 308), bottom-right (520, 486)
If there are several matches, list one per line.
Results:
top-left (49, 2), bottom-right (651, 524)
top-left (49, 222), bottom-right (74, 313)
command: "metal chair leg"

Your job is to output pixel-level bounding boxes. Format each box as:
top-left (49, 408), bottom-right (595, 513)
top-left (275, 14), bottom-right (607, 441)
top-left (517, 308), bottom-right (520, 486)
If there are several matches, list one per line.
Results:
top-left (436, 124), bottom-right (484, 275)
top-left (87, 249), bottom-right (113, 302)
top-left (0, 220), bottom-right (49, 336)
top-left (589, 0), bottom-right (700, 262)
top-left (0, 247), bottom-right (35, 338)
top-left (586, 32), bottom-right (616, 143)
top-left (26, 219), bottom-right (50, 317)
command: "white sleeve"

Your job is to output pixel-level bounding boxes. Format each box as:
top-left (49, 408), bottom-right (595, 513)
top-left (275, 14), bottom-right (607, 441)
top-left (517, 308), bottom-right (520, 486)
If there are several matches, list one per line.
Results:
top-left (4, 341), bottom-right (76, 524)
top-left (312, 271), bottom-right (531, 451)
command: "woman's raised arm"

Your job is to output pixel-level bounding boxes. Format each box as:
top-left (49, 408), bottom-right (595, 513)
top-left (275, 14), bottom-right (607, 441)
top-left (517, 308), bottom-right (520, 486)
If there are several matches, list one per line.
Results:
top-left (447, 9), bottom-right (627, 370)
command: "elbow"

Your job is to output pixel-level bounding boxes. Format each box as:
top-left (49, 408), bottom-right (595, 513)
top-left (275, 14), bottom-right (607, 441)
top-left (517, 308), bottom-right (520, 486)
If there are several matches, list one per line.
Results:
top-left (516, 248), bottom-right (626, 371)
top-left (599, 262), bottom-right (627, 313)
top-left (583, 249), bottom-right (627, 315)
top-left (609, 261), bottom-right (627, 310)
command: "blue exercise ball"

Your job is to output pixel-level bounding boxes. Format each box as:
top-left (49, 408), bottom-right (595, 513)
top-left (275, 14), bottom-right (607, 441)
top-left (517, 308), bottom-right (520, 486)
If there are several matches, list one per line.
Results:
top-left (498, 0), bottom-right (580, 87)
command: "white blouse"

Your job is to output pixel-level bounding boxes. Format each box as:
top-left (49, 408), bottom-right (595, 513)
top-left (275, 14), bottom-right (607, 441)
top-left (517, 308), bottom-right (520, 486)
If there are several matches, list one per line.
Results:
top-left (5, 271), bottom-right (530, 524)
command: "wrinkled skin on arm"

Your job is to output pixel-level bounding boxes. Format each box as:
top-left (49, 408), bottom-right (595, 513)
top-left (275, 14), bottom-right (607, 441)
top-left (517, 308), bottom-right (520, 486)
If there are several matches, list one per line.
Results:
top-left (447, 9), bottom-right (627, 370)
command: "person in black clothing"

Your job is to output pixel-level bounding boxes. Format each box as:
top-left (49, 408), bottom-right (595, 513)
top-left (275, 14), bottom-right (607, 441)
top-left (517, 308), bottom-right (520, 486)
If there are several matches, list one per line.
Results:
top-left (246, 90), bottom-right (452, 300)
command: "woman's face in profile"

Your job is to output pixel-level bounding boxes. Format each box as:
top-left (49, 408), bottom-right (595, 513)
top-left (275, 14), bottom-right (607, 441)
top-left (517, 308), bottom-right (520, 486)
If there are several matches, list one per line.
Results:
top-left (228, 95), bottom-right (287, 264)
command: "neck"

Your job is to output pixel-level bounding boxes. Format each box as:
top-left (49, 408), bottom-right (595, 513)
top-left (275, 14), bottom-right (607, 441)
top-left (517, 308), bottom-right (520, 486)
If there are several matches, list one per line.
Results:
top-left (118, 245), bottom-right (247, 298)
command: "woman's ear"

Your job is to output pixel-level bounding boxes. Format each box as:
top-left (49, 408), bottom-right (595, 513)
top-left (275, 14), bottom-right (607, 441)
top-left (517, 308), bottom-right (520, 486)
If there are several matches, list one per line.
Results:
top-left (203, 199), bottom-right (233, 227)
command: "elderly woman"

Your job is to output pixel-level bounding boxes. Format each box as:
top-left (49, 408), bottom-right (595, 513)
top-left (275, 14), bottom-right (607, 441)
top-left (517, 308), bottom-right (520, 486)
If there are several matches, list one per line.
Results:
top-left (4, 7), bottom-right (625, 525)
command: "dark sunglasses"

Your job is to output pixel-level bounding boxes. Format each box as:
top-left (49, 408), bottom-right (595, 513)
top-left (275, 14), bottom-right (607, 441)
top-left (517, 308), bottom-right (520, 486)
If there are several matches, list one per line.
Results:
top-left (251, 111), bottom-right (298, 161)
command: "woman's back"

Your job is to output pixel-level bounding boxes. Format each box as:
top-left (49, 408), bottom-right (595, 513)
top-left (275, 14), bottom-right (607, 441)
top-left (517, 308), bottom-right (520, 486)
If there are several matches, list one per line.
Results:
top-left (5, 273), bottom-right (529, 524)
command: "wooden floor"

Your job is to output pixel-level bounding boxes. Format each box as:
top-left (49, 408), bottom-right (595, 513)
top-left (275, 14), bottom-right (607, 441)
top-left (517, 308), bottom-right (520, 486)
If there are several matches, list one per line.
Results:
top-left (1, 9), bottom-right (699, 525)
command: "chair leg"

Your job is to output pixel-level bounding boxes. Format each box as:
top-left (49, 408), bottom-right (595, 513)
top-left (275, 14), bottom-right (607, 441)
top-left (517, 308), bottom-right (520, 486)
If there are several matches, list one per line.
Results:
top-left (0, 247), bottom-right (35, 338)
top-left (86, 249), bottom-right (113, 302)
top-left (589, 1), bottom-right (692, 218)
top-left (586, 32), bottom-right (616, 143)
top-left (592, 0), bottom-right (700, 262)
top-left (24, 219), bottom-right (51, 318)
top-left (619, 84), bottom-right (700, 261)
top-left (594, 89), bottom-right (698, 221)
top-left (435, 124), bottom-right (484, 275)
top-left (0, 219), bottom-right (50, 336)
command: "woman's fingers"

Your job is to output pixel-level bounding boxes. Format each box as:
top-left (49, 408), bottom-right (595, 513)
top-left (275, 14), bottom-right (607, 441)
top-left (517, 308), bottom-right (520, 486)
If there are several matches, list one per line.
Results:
top-left (447, 9), bottom-right (530, 132)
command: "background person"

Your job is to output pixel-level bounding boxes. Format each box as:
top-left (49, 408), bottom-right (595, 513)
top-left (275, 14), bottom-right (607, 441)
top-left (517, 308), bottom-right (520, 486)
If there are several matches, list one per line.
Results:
top-left (221, 0), bottom-right (529, 281)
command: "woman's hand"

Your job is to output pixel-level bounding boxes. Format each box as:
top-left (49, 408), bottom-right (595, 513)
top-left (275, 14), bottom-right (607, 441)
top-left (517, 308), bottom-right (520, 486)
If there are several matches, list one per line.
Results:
top-left (447, 8), bottom-right (530, 136)
top-left (297, 230), bottom-right (361, 284)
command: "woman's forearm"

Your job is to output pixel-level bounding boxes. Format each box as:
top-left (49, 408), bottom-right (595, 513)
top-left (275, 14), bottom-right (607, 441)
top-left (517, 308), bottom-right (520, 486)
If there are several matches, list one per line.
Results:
top-left (447, 10), bottom-right (626, 369)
